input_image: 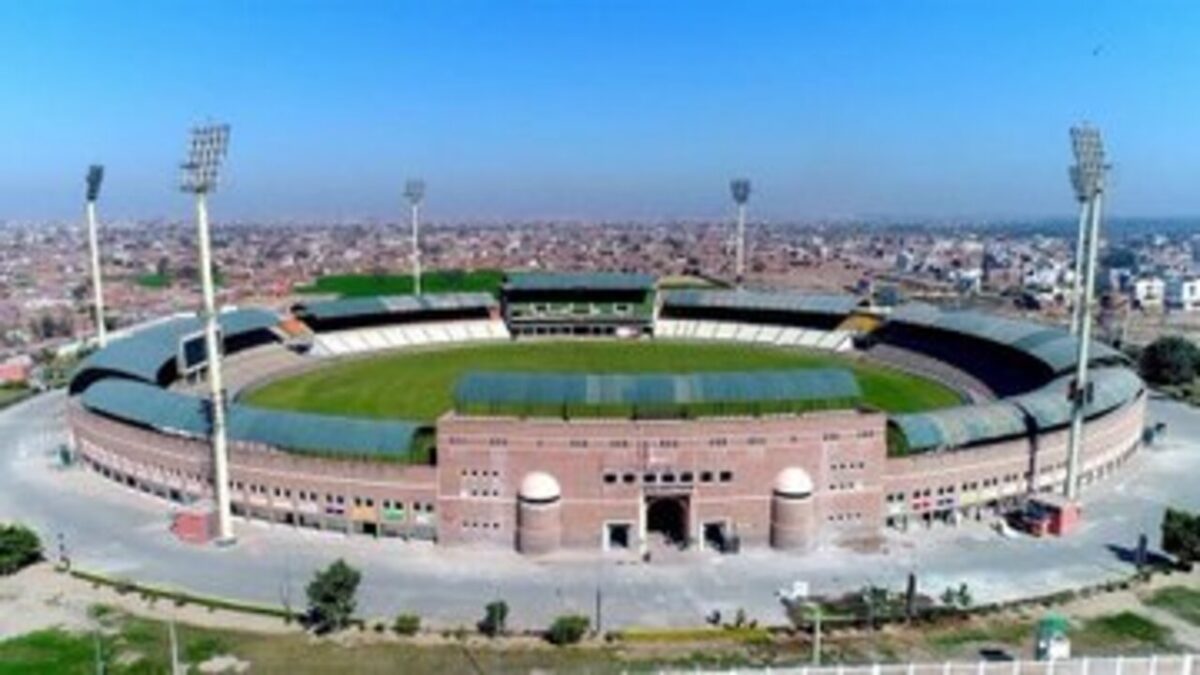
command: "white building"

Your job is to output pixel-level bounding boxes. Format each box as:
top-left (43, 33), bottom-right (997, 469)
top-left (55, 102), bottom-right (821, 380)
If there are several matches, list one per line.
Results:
top-left (1167, 277), bottom-right (1200, 311)
top-left (1132, 277), bottom-right (1165, 309)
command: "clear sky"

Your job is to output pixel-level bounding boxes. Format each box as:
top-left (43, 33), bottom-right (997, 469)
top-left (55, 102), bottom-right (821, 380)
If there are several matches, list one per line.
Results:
top-left (1, 1), bottom-right (1198, 222)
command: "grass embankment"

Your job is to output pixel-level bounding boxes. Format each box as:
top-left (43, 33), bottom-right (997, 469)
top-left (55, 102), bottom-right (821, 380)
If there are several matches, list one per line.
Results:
top-left (245, 341), bottom-right (962, 423)
top-left (1145, 585), bottom-right (1200, 627)
top-left (0, 386), bottom-right (31, 411)
top-left (295, 270), bottom-right (505, 298)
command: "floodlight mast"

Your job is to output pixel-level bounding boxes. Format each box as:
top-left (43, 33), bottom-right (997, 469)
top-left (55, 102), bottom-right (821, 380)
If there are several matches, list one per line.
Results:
top-left (84, 165), bottom-right (108, 348)
top-left (730, 178), bottom-right (751, 287)
top-left (1064, 124), bottom-right (1107, 502)
top-left (180, 123), bottom-right (235, 544)
top-left (1068, 166), bottom-right (1090, 336)
top-left (405, 179), bottom-right (425, 295)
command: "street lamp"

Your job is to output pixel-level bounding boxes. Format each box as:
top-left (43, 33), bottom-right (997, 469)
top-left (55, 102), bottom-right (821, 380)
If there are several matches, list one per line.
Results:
top-left (1064, 124), bottom-right (1107, 502)
top-left (84, 165), bottom-right (108, 347)
top-left (730, 178), bottom-right (751, 287)
top-left (180, 122), bottom-right (235, 544)
top-left (404, 179), bottom-right (426, 295)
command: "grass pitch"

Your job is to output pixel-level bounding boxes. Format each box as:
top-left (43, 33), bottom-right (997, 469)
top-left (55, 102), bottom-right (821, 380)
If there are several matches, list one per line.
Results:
top-left (243, 341), bottom-right (962, 422)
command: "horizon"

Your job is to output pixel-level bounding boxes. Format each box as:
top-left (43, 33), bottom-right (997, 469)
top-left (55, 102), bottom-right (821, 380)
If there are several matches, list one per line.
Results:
top-left (3, 1), bottom-right (1199, 221)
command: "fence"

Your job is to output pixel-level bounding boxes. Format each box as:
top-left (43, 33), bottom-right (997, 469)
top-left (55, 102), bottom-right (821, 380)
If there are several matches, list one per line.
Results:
top-left (662, 654), bottom-right (1197, 675)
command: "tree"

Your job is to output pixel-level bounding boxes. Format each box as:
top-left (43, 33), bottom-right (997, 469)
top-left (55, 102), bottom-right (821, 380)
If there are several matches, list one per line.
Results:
top-left (940, 583), bottom-right (972, 611)
top-left (479, 600), bottom-right (508, 637)
top-left (1140, 337), bottom-right (1200, 386)
top-left (1161, 508), bottom-right (1200, 567)
top-left (305, 558), bottom-right (361, 633)
top-left (547, 615), bottom-right (590, 646)
top-left (0, 524), bottom-right (42, 575)
top-left (393, 613), bottom-right (420, 636)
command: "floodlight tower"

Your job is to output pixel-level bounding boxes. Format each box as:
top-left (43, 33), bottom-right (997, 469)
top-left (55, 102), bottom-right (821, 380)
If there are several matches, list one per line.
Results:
top-left (1068, 165), bottom-right (1090, 336)
top-left (730, 178), bottom-right (752, 287)
top-left (84, 165), bottom-right (108, 348)
top-left (1063, 124), bottom-right (1108, 502)
top-left (181, 123), bottom-right (235, 544)
top-left (405, 179), bottom-right (426, 295)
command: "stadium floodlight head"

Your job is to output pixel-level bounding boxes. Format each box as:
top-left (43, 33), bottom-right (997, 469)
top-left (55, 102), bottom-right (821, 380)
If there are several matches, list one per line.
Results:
top-left (1069, 125), bottom-right (1106, 199)
top-left (181, 123), bottom-right (231, 194)
top-left (86, 165), bottom-right (104, 202)
top-left (730, 178), bottom-right (751, 205)
top-left (404, 178), bottom-right (426, 206)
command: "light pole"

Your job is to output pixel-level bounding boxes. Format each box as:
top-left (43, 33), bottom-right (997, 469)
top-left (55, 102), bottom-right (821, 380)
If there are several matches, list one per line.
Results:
top-left (1064, 124), bottom-right (1107, 501)
top-left (84, 165), bottom-right (108, 348)
top-left (404, 179), bottom-right (426, 295)
top-left (729, 178), bottom-right (751, 287)
top-left (1068, 165), bottom-right (1090, 336)
top-left (181, 123), bottom-right (235, 544)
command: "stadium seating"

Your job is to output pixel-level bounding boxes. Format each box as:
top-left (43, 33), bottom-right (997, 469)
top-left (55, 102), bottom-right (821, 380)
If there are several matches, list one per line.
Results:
top-left (311, 319), bottom-right (511, 358)
top-left (653, 318), bottom-right (855, 354)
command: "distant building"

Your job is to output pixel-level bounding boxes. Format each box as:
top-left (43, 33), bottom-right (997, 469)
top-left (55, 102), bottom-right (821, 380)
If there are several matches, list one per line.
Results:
top-left (0, 355), bottom-right (32, 385)
top-left (1132, 277), bottom-right (1165, 309)
top-left (1166, 277), bottom-right (1200, 312)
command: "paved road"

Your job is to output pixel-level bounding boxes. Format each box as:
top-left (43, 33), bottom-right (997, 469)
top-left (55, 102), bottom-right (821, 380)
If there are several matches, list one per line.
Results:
top-left (2, 391), bottom-right (1198, 629)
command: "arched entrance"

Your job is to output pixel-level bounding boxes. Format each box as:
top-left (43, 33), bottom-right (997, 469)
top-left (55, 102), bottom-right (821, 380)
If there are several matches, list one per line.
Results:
top-left (646, 496), bottom-right (688, 547)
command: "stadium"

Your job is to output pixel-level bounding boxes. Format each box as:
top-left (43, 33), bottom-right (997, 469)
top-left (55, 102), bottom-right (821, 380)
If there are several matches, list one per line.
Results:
top-left (66, 271), bottom-right (1146, 556)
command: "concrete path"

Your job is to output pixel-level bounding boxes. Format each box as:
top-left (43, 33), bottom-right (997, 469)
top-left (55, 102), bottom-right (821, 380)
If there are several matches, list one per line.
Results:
top-left (2, 391), bottom-right (1198, 629)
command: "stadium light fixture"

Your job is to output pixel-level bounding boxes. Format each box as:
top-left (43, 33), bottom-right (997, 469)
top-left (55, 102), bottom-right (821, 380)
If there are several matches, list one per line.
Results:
top-left (84, 165), bottom-right (108, 347)
top-left (729, 178), bottom-right (752, 287)
top-left (1064, 124), bottom-right (1108, 502)
top-left (405, 179), bottom-right (426, 295)
top-left (181, 122), bottom-right (236, 544)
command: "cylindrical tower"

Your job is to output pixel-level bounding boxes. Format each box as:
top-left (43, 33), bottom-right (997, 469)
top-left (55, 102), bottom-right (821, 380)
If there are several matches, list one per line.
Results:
top-left (517, 472), bottom-right (562, 555)
top-left (771, 467), bottom-right (816, 551)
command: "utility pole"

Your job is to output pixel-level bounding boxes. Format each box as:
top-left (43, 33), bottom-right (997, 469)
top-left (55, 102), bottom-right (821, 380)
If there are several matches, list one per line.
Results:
top-left (405, 179), bottom-right (426, 295)
top-left (84, 165), bottom-right (108, 347)
top-left (1064, 124), bottom-right (1108, 501)
top-left (181, 123), bottom-right (236, 544)
top-left (729, 178), bottom-right (751, 287)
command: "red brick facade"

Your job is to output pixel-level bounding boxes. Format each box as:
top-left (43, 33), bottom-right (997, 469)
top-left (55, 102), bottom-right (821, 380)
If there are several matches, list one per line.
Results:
top-left (68, 391), bottom-right (1146, 553)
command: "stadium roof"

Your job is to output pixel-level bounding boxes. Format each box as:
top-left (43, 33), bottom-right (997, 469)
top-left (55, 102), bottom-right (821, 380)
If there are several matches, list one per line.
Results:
top-left (73, 309), bottom-right (279, 387)
top-left (888, 305), bottom-right (1124, 373)
top-left (81, 379), bottom-right (424, 460)
top-left (504, 272), bottom-right (656, 292)
top-left (662, 289), bottom-right (859, 315)
top-left (1010, 367), bottom-right (1144, 429)
top-left (891, 367), bottom-right (1143, 453)
top-left (294, 292), bottom-right (497, 322)
top-left (454, 368), bottom-right (861, 413)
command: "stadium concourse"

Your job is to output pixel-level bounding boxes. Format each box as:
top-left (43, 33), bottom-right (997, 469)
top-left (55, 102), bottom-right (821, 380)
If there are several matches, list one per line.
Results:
top-left (65, 272), bottom-right (1146, 556)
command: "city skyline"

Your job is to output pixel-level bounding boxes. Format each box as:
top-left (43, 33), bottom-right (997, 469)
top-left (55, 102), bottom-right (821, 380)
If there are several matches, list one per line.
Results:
top-left (2, 1), bottom-right (1199, 221)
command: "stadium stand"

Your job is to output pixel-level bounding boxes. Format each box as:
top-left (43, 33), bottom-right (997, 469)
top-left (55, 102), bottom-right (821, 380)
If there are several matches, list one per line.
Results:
top-left (503, 272), bottom-right (656, 336)
top-left (454, 368), bottom-right (862, 417)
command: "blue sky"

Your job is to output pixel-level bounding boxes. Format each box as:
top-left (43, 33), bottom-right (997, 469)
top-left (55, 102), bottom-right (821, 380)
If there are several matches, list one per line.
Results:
top-left (1, 1), bottom-right (1198, 222)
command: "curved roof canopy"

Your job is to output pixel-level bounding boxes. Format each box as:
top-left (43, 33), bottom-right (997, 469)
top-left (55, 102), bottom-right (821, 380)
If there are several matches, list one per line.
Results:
top-left (72, 309), bottom-right (279, 389)
top-left (80, 379), bottom-right (425, 460)
top-left (891, 367), bottom-right (1143, 453)
top-left (887, 305), bottom-right (1124, 374)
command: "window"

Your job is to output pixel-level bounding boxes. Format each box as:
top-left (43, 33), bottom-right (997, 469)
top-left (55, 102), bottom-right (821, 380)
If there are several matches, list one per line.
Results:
top-left (622, 473), bottom-right (636, 484)
top-left (680, 472), bottom-right (694, 483)
top-left (718, 471), bottom-right (733, 483)
top-left (603, 473), bottom-right (617, 484)
top-left (661, 473), bottom-right (676, 484)
top-left (643, 473), bottom-right (658, 484)
top-left (700, 471), bottom-right (714, 483)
